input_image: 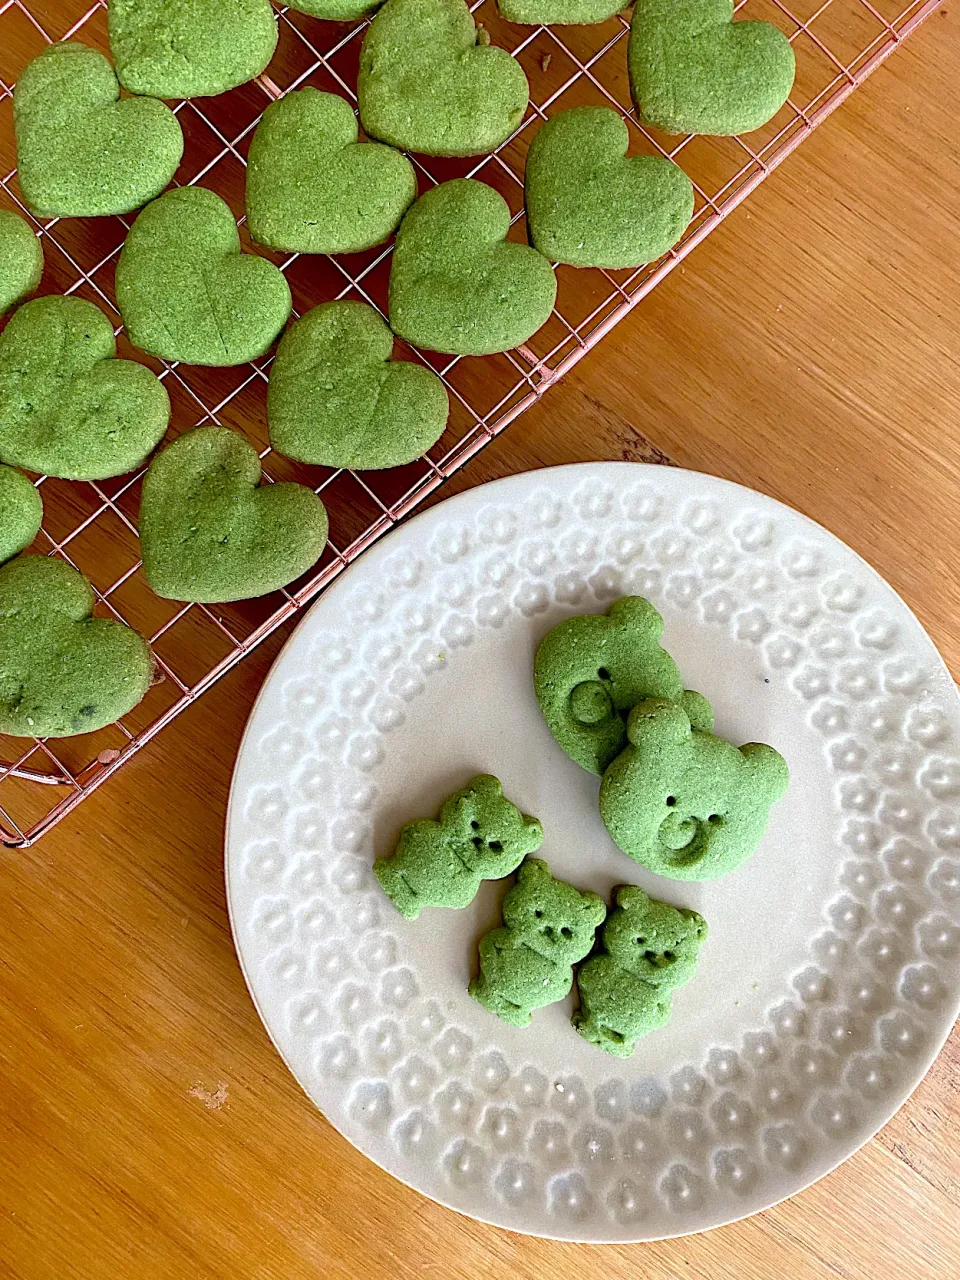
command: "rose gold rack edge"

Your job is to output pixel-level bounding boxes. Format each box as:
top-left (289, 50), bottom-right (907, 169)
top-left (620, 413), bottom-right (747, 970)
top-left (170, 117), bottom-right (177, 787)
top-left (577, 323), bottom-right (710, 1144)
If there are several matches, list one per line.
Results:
top-left (0, 0), bottom-right (943, 846)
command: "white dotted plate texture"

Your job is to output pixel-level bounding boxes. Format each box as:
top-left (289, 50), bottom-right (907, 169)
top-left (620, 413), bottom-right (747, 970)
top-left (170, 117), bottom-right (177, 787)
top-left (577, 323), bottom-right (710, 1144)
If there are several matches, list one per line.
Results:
top-left (226, 464), bottom-right (960, 1242)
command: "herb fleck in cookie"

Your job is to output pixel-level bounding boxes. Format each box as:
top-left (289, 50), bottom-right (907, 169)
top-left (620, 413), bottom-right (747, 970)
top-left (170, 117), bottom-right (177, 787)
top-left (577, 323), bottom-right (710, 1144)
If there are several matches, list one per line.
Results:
top-left (600, 697), bottom-right (789, 880)
top-left (14, 42), bottom-right (183, 218)
top-left (0, 296), bottom-right (170, 481)
top-left (0, 466), bottom-right (42, 564)
top-left (374, 775), bottom-right (543, 919)
top-left (139, 427), bottom-right (329, 603)
top-left (0, 556), bottom-right (152, 738)
top-left (0, 211), bottom-right (43, 314)
top-left (268, 301), bottom-right (448, 470)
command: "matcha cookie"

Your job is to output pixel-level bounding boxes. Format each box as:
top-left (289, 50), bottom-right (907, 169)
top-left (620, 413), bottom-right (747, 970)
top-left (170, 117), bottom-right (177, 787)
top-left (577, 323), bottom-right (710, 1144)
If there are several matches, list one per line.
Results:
top-left (108, 0), bottom-right (278, 99)
top-left (0, 466), bottom-right (42, 564)
top-left (534, 596), bottom-right (713, 775)
top-left (497, 0), bottom-right (624, 23)
top-left (116, 186), bottom-right (292, 367)
top-left (600, 698), bottom-right (789, 880)
top-left (139, 427), bottom-right (328, 603)
top-left (268, 301), bottom-right (448, 470)
top-left (470, 857), bottom-right (606, 1027)
top-left (629, 0), bottom-right (795, 136)
top-left (0, 296), bottom-right (170, 481)
top-left (358, 0), bottom-right (529, 157)
top-left (389, 179), bottom-right (556, 356)
top-left (247, 89), bottom-right (417, 256)
top-left (14, 43), bottom-right (183, 219)
top-left (287, 0), bottom-right (379, 15)
top-left (525, 107), bottom-right (694, 269)
top-left (374, 775), bottom-right (543, 919)
top-left (574, 885), bottom-right (707, 1057)
top-left (0, 211), bottom-right (43, 314)
top-left (0, 556), bottom-right (152, 738)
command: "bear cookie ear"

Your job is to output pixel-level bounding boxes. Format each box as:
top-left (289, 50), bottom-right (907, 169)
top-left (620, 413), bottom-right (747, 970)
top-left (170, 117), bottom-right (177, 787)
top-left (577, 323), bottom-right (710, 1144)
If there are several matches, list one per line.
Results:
top-left (740, 741), bottom-right (790, 801)
top-left (626, 696), bottom-right (693, 746)
top-left (517, 855), bottom-right (549, 885)
top-left (581, 889), bottom-right (608, 927)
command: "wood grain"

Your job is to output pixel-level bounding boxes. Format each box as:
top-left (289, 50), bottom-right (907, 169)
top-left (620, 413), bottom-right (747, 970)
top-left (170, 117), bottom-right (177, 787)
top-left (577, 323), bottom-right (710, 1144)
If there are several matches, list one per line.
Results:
top-left (2, 9), bottom-right (960, 1279)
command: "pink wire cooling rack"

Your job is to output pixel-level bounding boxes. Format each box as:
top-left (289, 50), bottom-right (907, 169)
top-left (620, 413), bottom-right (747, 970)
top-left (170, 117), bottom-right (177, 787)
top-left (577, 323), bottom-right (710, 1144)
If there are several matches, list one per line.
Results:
top-left (0, 0), bottom-right (942, 846)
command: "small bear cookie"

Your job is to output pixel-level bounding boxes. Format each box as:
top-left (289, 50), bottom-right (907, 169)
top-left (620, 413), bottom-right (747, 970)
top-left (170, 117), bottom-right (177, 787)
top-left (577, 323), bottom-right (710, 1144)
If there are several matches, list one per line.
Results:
top-left (0, 556), bottom-right (152, 738)
top-left (139, 427), bottom-right (329, 603)
top-left (0, 211), bottom-right (43, 314)
top-left (534, 596), bottom-right (713, 775)
top-left (268, 301), bottom-right (449, 470)
top-left (14, 43), bottom-right (183, 219)
top-left (389, 179), bottom-right (557, 356)
top-left (599, 697), bottom-right (789, 880)
top-left (497, 1), bottom-right (627, 29)
top-left (246, 89), bottom-right (417, 256)
top-left (108, 0), bottom-right (278, 100)
top-left (574, 885), bottom-right (707, 1057)
top-left (628, 0), bottom-right (795, 137)
top-left (374, 775), bottom-right (543, 919)
top-left (0, 466), bottom-right (42, 564)
top-left (525, 107), bottom-right (694, 269)
top-left (0, 296), bottom-right (170, 481)
top-left (116, 186), bottom-right (292, 367)
top-left (469, 857), bottom-right (606, 1026)
top-left (358, 0), bottom-right (529, 158)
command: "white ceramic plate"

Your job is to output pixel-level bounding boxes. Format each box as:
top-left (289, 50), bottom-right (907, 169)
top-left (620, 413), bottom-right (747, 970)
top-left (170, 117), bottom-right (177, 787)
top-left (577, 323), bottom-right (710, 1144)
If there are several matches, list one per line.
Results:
top-left (225, 464), bottom-right (960, 1242)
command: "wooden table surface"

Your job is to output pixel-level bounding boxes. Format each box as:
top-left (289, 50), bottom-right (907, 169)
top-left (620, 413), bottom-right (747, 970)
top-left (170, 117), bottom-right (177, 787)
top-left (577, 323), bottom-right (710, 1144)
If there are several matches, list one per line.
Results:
top-left (3, 10), bottom-right (960, 1279)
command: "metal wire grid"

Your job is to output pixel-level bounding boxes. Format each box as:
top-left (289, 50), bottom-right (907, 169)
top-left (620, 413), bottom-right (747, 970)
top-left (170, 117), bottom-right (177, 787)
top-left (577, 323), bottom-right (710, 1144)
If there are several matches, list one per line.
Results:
top-left (0, 0), bottom-right (941, 846)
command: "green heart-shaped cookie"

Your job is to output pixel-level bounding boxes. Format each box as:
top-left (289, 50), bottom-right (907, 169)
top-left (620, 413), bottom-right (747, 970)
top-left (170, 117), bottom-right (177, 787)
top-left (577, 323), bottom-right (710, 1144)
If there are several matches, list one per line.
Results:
top-left (525, 107), bottom-right (694, 269)
top-left (497, 0), bottom-right (624, 23)
top-left (629, 0), bottom-right (795, 136)
top-left (14, 43), bottom-right (183, 219)
top-left (0, 211), bottom-right (43, 314)
top-left (0, 556), bottom-right (153, 738)
top-left (0, 296), bottom-right (170, 481)
top-left (140, 427), bottom-right (329, 602)
top-left (116, 186), bottom-right (292, 367)
top-left (108, 0), bottom-right (277, 99)
top-left (389, 179), bottom-right (556, 356)
top-left (359, 0), bottom-right (529, 157)
top-left (268, 301), bottom-right (449, 470)
top-left (247, 89), bottom-right (417, 255)
top-left (0, 466), bottom-right (42, 564)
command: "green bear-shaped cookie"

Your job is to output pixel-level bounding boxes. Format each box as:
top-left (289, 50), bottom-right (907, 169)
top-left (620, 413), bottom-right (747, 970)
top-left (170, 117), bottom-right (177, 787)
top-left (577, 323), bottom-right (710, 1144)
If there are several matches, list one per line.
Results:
top-left (246, 89), bottom-right (417, 256)
top-left (0, 556), bottom-right (153, 738)
top-left (374, 775), bottom-right (543, 919)
top-left (389, 179), bottom-right (557, 357)
top-left (0, 211), bottom-right (43, 314)
top-left (600, 698), bottom-right (789, 880)
top-left (14, 43), bottom-right (183, 219)
top-left (268, 301), bottom-right (449, 470)
top-left (628, 0), bottom-right (795, 137)
top-left (534, 596), bottom-right (713, 775)
top-left (116, 186), bottom-right (292, 367)
top-left (0, 296), bottom-right (170, 481)
top-left (574, 885), bottom-right (707, 1057)
top-left (108, 0), bottom-right (278, 100)
top-left (0, 465), bottom-right (42, 564)
top-left (525, 107), bottom-right (693, 270)
top-left (359, 0), bottom-right (529, 158)
top-left (470, 857), bottom-right (606, 1026)
top-left (139, 427), bottom-right (329, 603)
top-left (497, 0), bottom-right (625, 27)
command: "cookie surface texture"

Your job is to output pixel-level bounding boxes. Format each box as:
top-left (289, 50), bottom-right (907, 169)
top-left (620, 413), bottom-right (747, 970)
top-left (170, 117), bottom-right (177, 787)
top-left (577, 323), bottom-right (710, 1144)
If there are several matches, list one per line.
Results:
top-left (599, 697), bottom-right (790, 880)
top-left (268, 301), bottom-right (449, 470)
top-left (358, 0), bottom-right (529, 157)
top-left (373, 775), bottom-right (544, 919)
top-left (0, 211), bottom-right (43, 314)
top-left (389, 179), bottom-right (556, 356)
top-left (285, 0), bottom-right (380, 16)
top-left (14, 42), bottom-right (183, 219)
top-left (116, 186), bottom-right (292, 367)
top-left (139, 427), bottom-right (328, 603)
top-left (469, 857), bottom-right (606, 1026)
top-left (0, 466), bottom-right (42, 564)
top-left (0, 296), bottom-right (170, 480)
top-left (525, 106), bottom-right (693, 269)
top-left (628, 0), bottom-right (795, 136)
top-left (0, 556), bottom-right (152, 738)
top-left (496, 1), bottom-right (626, 28)
top-left (534, 596), bottom-right (712, 775)
top-left (109, 0), bottom-right (277, 99)
top-left (246, 89), bottom-right (417, 255)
